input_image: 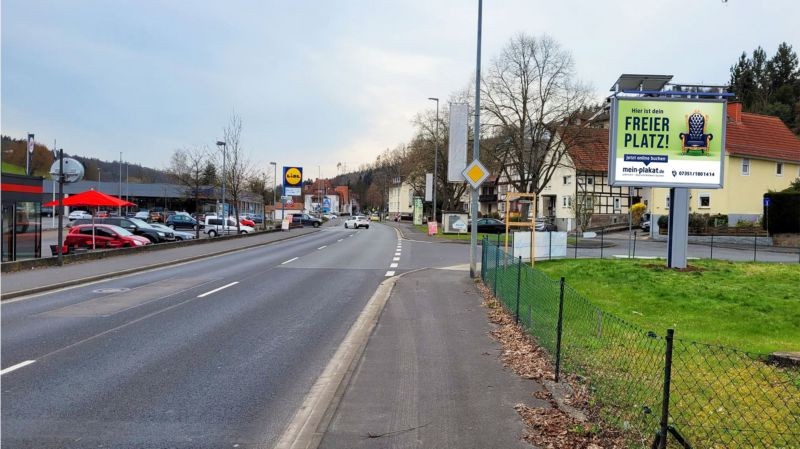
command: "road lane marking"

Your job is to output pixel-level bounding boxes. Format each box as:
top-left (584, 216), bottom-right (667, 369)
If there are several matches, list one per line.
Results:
top-left (197, 281), bottom-right (239, 298)
top-left (390, 263), bottom-right (398, 268)
top-left (385, 271), bottom-right (395, 276)
top-left (337, 239), bottom-right (343, 242)
top-left (281, 257), bottom-right (299, 265)
top-left (1, 360), bottom-right (36, 375)
top-left (393, 257), bottom-right (400, 261)
top-left (394, 252), bottom-right (401, 256)
top-left (318, 246), bottom-right (327, 250)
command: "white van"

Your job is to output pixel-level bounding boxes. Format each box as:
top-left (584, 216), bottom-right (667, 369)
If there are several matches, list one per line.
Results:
top-left (203, 216), bottom-right (254, 237)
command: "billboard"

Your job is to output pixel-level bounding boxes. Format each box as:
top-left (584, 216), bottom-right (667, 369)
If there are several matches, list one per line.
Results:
top-left (448, 103), bottom-right (468, 182)
top-left (608, 98), bottom-right (725, 188)
top-left (283, 166), bottom-right (303, 196)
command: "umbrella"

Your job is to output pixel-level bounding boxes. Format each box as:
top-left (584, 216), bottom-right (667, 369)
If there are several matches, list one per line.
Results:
top-left (44, 189), bottom-right (136, 250)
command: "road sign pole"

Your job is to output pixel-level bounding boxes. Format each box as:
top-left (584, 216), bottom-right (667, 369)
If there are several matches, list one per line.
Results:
top-left (470, 0), bottom-right (482, 278)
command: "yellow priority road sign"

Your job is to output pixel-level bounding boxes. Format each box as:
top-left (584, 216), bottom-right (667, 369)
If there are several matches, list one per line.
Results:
top-left (461, 160), bottom-right (490, 189)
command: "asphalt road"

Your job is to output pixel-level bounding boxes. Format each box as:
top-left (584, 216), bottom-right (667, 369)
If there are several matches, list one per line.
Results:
top-left (1, 222), bottom-right (433, 448)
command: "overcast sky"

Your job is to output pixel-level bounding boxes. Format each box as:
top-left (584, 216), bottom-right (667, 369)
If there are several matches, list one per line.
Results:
top-left (2, 0), bottom-right (797, 180)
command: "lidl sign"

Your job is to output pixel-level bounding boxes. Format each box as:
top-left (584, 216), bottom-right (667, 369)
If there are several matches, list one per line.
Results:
top-left (283, 166), bottom-right (303, 186)
top-left (608, 98), bottom-right (725, 188)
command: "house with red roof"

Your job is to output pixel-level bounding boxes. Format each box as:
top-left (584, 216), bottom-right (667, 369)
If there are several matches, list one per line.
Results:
top-left (647, 103), bottom-right (800, 225)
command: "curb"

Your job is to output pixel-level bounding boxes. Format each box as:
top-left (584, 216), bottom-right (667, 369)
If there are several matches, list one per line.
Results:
top-left (0, 230), bottom-right (320, 301)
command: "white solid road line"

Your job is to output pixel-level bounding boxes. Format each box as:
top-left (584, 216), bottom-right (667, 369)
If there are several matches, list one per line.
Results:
top-left (281, 257), bottom-right (299, 265)
top-left (318, 246), bottom-right (327, 250)
top-left (385, 271), bottom-right (395, 276)
top-left (197, 281), bottom-right (240, 298)
top-left (390, 263), bottom-right (398, 268)
top-left (0, 360), bottom-right (36, 375)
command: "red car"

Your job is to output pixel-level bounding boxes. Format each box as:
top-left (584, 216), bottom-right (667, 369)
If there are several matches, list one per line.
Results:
top-left (65, 224), bottom-right (151, 249)
top-left (239, 217), bottom-right (256, 227)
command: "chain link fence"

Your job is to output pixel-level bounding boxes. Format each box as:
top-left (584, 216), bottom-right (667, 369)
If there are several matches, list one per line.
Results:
top-left (481, 238), bottom-right (800, 449)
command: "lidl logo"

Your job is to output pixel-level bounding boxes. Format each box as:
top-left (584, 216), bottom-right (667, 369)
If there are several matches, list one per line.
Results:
top-left (284, 166), bottom-right (303, 186)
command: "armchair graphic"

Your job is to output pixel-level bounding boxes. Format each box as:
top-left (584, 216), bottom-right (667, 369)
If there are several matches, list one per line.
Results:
top-left (679, 111), bottom-right (713, 155)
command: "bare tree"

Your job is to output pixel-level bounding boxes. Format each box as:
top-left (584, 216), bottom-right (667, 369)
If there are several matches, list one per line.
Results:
top-left (220, 113), bottom-right (255, 233)
top-left (168, 146), bottom-right (208, 238)
top-left (482, 34), bottom-right (591, 209)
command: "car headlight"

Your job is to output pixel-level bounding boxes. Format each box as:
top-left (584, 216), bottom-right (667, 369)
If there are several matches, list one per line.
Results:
top-left (157, 232), bottom-right (166, 237)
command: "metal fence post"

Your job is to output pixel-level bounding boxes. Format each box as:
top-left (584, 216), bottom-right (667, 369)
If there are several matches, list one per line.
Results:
top-left (515, 256), bottom-right (522, 325)
top-left (656, 328), bottom-right (675, 449)
top-left (753, 232), bottom-right (757, 262)
top-left (494, 242), bottom-right (500, 296)
top-left (600, 228), bottom-right (604, 259)
top-left (633, 231), bottom-right (638, 259)
top-left (710, 233), bottom-right (714, 260)
top-left (555, 276), bottom-right (566, 383)
top-left (481, 236), bottom-right (486, 280)
top-left (548, 231), bottom-right (552, 260)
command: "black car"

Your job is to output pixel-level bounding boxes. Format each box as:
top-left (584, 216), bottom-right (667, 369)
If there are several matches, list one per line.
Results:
top-left (72, 217), bottom-right (171, 243)
top-left (291, 213), bottom-right (322, 228)
top-left (165, 214), bottom-right (199, 230)
top-left (468, 218), bottom-right (507, 234)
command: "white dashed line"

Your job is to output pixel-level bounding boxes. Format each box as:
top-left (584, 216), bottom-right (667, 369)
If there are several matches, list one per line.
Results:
top-left (385, 271), bottom-right (395, 277)
top-left (0, 360), bottom-right (36, 375)
top-left (337, 239), bottom-right (343, 242)
top-left (197, 281), bottom-right (239, 298)
top-left (318, 246), bottom-right (327, 250)
top-left (394, 252), bottom-right (401, 256)
top-left (390, 263), bottom-right (398, 268)
top-left (393, 257), bottom-right (400, 262)
top-left (281, 257), bottom-right (299, 265)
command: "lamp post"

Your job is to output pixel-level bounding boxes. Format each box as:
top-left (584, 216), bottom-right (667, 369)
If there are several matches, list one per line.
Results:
top-left (118, 152), bottom-right (123, 216)
top-left (216, 140), bottom-right (227, 218)
top-left (270, 161), bottom-right (277, 221)
top-left (428, 97), bottom-right (439, 225)
top-left (97, 168), bottom-right (101, 190)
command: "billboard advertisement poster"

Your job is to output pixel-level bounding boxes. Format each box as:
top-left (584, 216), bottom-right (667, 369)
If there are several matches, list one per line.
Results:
top-left (609, 98), bottom-right (725, 188)
top-left (448, 103), bottom-right (469, 182)
top-left (442, 213), bottom-right (468, 234)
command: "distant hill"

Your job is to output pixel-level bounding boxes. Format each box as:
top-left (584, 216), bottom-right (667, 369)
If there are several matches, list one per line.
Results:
top-left (1, 135), bottom-right (171, 183)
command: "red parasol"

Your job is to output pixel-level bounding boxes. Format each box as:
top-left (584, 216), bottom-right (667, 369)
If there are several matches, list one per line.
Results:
top-left (44, 189), bottom-right (136, 249)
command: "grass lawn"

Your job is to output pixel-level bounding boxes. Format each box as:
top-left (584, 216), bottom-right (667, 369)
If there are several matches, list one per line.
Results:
top-left (535, 259), bottom-right (800, 354)
top-left (2, 161), bottom-right (26, 175)
top-left (413, 224), bottom-right (515, 243)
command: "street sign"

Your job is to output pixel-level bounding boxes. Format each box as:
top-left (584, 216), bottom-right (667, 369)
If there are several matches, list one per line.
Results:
top-left (281, 195), bottom-right (291, 202)
top-left (461, 160), bottom-right (490, 189)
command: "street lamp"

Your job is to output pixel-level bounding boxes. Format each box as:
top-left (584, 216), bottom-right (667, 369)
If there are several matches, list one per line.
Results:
top-left (216, 140), bottom-right (226, 218)
top-left (428, 97), bottom-right (439, 224)
top-left (97, 168), bottom-right (101, 190)
top-left (270, 161), bottom-right (277, 221)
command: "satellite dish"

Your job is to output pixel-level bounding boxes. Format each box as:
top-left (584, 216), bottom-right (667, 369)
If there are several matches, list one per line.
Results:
top-left (49, 157), bottom-right (85, 183)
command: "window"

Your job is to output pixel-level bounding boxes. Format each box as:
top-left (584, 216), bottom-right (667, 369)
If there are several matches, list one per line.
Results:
top-left (776, 162), bottom-right (783, 176)
top-left (741, 158), bottom-right (750, 175)
top-left (562, 196), bottom-right (572, 208)
top-left (563, 175), bottom-right (571, 185)
top-left (699, 193), bottom-right (711, 208)
top-left (613, 197), bottom-right (621, 211)
top-left (586, 177), bottom-right (593, 185)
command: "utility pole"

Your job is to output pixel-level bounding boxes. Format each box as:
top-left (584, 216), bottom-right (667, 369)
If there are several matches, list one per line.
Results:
top-left (469, 0), bottom-right (483, 278)
top-left (429, 97), bottom-right (440, 224)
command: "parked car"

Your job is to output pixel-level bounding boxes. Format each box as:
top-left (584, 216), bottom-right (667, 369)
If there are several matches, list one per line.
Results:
top-left (239, 217), bottom-right (256, 227)
top-left (149, 223), bottom-right (195, 241)
top-left (204, 216), bottom-right (254, 237)
top-left (165, 214), bottom-right (199, 230)
top-left (149, 210), bottom-right (165, 223)
top-left (65, 224), bottom-right (151, 249)
top-left (344, 215), bottom-right (370, 229)
top-left (95, 210), bottom-right (110, 218)
top-left (72, 217), bottom-right (170, 243)
top-left (134, 210), bottom-right (150, 220)
top-left (68, 210), bottom-right (92, 220)
top-left (323, 213), bottom-right (338, 220)
top-left (468, 218), bottom-right (506, 234)
top-left (249, 214), bottom-right (264, 224)
top-left (41, 206), bottom-right (57, 217)
top-left (534, 218), bottom-right (557, 232)
top-left (640, 212), bottom-right (651, 232)
top-left (292, 213), bottom-right (323, 228)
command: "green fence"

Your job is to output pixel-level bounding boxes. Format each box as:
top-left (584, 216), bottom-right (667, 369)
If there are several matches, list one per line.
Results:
top-left (481, 239), bottom-right (800, 449)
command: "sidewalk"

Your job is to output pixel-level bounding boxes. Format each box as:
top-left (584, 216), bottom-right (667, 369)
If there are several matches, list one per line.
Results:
top-left (0, 227), bottom-right (320, 299)
top-left (318, 268), bottom-right (546, 449)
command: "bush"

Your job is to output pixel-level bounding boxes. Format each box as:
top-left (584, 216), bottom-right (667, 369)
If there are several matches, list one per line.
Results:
top-left (657, 215), bottom-right (669, 228)
top-left (707, 214), bottom-right (728, 227)
top-left (764, 192), bottom-right (800, 233)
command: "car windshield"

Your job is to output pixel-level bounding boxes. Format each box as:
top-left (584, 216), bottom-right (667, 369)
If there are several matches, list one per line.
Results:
top-left (129, 217), bottom-right (153, 228)
top-left (106, 224), bottom-right (134, 236)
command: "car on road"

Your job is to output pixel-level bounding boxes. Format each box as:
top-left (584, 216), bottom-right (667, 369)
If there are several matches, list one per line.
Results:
top-left (68, 210), bottom-right (92, 220)
top-left (534, 218), bottom-right (557, 232)
top-left (291, 213), bottom-right (323, 228)
top-left (149, 223), bottom-right (196, 241)
top-left (65, 224), bottom-right (151, 249)
top-left (134, 210), bottom-right (150, 220)
top-left (640, 213), bottom-right (651, 232)
top-left (369, 213), bottom-right (380, 221)
top-left (468, 218), bottom-right (506, 234)
top-left (165, 214), bottom-right (199, 230)
top-left (204, 216), bottom-right (254, 237)
top-left (323, 213), bottom-right (338, 220)
top-left (239, 216), bottom-right (256, 227)
top-left (344, 215), bottom-right (370, 229)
